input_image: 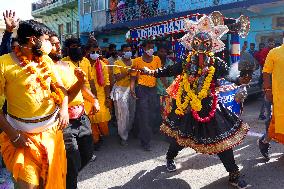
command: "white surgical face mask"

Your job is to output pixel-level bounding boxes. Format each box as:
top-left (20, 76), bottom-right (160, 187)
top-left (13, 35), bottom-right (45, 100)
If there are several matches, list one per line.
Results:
top-left (123, 51), bottom-right (132, 59)
top-left (90, 53), bottom-right (100, 60)
top-left (41, 40), bottom-right (53, 55)
top-left (145, 49), bottom-right (154, 56)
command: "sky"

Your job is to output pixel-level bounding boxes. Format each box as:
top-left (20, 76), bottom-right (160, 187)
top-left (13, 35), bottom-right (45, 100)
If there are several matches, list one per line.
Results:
top-left (0, 0), bottom-right (38, 20)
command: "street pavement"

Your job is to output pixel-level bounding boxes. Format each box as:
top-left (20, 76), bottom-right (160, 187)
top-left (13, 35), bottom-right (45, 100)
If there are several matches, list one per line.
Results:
top-left (78, 96), bottom-right (284, 189)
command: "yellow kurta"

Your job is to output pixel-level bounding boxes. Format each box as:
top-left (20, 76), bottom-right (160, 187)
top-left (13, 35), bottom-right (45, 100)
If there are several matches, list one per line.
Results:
top-left (62, 56), bottom-right (93, 89)
top-left (113, 59), bottom-right (132, 87)
top-left (263, 45), bottom-right (284, 136)
top-left (62, 56), bottom-right (94, 115)
top-left (90, 60), bottom-right (111, 123)
top-left (0, 54), bottom-right (58, 118)
top-left (56, 61), bottom-right (85, 107)
top-left (131, 56), bottom-right (161, 87)
top-left (0, 53), bottom-right (66, 187)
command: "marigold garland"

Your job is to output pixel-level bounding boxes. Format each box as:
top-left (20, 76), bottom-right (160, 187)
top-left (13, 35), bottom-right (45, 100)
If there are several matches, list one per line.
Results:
top-left (14, 46), bottom-right (64, 104)
top-left (191, 82), bottom-right (218, 123)
top-left (175, 66), bottom-right (215, 115)
top-left (175, 52), bottom-right (216, 119)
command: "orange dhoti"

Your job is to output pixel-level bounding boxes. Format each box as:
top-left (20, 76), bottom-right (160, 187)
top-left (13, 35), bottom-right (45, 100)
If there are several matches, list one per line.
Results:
top-left (84, 96), bottom-right (111, 144)
top-left (269, 115), bottom-right (284, 144)
top-left (0, 125), bottom-right (66, 188)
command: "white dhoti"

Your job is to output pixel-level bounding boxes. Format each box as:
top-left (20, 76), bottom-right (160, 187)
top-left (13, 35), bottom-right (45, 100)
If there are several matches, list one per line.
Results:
top-left (111, 85), bottom-right (136, 140)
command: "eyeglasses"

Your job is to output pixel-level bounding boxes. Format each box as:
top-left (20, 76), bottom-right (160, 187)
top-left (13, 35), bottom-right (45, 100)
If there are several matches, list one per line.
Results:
top-left (91, 51), bottom-right (102, 54)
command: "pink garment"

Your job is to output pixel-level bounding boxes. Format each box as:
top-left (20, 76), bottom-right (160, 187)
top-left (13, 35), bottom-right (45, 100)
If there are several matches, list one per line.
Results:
top-left (95, 59), bottom-right (105, 86)
top-left (255, 48), bottom-right (271, 67)
top-left (68, 104), bottom-right (85, 119)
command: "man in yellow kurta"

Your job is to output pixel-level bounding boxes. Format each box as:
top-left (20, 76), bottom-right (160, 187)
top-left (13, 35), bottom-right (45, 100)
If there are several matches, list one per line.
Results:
top-left (62, 38), bottom-right (93, 91)
top-left (258, 44), bottom-right (284, 159)
top-left (85, 44), bottom-right (111, 144)
top-left (63, 38), bottom-right (104, 143)
top-left (0, 20), bottom-right (69, 189)
top-left (49, 33), bottom-right (99, 189)
top-left (111, 44), bottom-right (135, 146)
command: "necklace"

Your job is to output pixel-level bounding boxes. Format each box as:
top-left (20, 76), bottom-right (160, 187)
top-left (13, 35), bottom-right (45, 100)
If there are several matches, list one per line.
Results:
top-left (191, 82), bottom-right (217, 123)
top-left (175, 52), bottom-right (217, 123)
top-left (14, 46), bottom-right (64, 104)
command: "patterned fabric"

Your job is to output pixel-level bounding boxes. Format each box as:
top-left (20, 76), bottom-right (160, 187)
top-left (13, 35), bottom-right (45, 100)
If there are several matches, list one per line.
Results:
top-left (160, 95), bottom-right (173, 120)
top-left (156, 59), bottom-right (249, 154)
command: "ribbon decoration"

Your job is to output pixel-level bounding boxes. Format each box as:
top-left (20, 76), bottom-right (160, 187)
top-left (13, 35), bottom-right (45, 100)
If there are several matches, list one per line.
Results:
top-left (230, 34), bottom-right (240, 63)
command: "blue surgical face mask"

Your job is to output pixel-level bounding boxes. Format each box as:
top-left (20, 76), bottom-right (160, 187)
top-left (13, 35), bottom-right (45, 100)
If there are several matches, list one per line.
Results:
top-left (90, 53), bottom-right (100, 60)
top-left (123, 51), bottom-right (132, 59)
top-left (145, 49), bottom-right (154, 56)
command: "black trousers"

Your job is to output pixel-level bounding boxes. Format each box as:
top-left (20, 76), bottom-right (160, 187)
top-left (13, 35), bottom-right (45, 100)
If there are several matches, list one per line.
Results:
top-left (135, 85), bottom-right (157, 146)
top-left (166, 139), bottom-right (239, 173)
top-left (63, 114), bottom-right (94, 189)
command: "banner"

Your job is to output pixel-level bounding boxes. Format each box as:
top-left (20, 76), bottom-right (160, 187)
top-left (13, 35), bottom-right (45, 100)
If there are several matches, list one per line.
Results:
top-left (174, 41), bottom-right (186, 63)
top-left (218, 79), bottom-right (241, 115)
top-left (130, 14), bottom-right (199, 41)
top-left (230, 34), bottom-right (240, 63)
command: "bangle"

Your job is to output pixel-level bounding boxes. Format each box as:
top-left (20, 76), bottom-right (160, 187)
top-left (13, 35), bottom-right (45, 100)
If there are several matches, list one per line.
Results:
top-left (12, 133), bottom-right (21, 143)
top-left (263, 88), bottom-right (272, 91)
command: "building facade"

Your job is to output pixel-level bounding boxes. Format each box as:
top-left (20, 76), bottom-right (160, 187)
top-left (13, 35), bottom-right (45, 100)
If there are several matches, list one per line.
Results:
top-left (79, 0), bottom-right (284, 50)
top-left (32, 0), bottom-right (79, 42)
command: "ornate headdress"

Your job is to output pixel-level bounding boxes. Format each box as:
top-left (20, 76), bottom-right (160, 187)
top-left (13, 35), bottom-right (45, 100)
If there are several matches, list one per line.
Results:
top-left (180, 15), bottom-right (229, 53)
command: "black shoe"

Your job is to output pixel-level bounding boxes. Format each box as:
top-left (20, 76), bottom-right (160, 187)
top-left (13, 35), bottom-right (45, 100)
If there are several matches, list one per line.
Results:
top-left (93, 142), bottom-right (101, 151)
top-left (166, 159), bottom-right (176, 172)
top-left (229, 171), bottom-right (251, 189)
top-left (90, 154), bottom-right (97, 162)
top-left (120, 139), bottom-right (128, 146)
top-left (141, 143), bottom-right (151, 151)
top-left (257, 139), bottom-right (270, 159)
top-left (258, 115), bottom-right (266, 120)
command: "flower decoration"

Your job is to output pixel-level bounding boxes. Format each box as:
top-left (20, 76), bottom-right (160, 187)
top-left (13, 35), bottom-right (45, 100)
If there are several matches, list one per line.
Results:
top-left (14, 47), bottom-right (64, 105)
top-left (180, 15), bottom-right (229, 53)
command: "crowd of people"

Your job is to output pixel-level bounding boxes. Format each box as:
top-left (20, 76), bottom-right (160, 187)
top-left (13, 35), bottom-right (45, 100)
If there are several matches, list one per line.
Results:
top-left (0, 10), bottom-right (283, 189)
top-left (0, 10), bottom-right (179, 189)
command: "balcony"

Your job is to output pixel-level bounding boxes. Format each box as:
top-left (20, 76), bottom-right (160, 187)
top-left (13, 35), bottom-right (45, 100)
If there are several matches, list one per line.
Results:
top-left (32, 0), bottom-right (77, 18)
top-left (106, 0), bottom-right (175, 25)
top-left (101, 0), bottom-right (280, 31)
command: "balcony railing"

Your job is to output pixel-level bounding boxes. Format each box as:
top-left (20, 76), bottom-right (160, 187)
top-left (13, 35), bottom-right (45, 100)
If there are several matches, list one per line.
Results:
top-left (106, 0), bottom-right (175, 25)
top-left (32, 0), bottom-right (76, 15)
top-left (32, 0), bottom-right (59, 11)
top-left (105, 0), bottom-right (250, 25)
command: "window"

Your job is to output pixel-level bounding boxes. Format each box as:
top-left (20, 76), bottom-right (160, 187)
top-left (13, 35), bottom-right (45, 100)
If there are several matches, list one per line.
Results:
top-left (66, 22), bottom-right (72, 34)
top-left (83, 0), bottom-right (91, 14)
top-left (58, 24), bottom-right (64, 36)
top-left (93, 0), bottom-right (106, 11)
top-left (77, 21), bottom-right (80, 37)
